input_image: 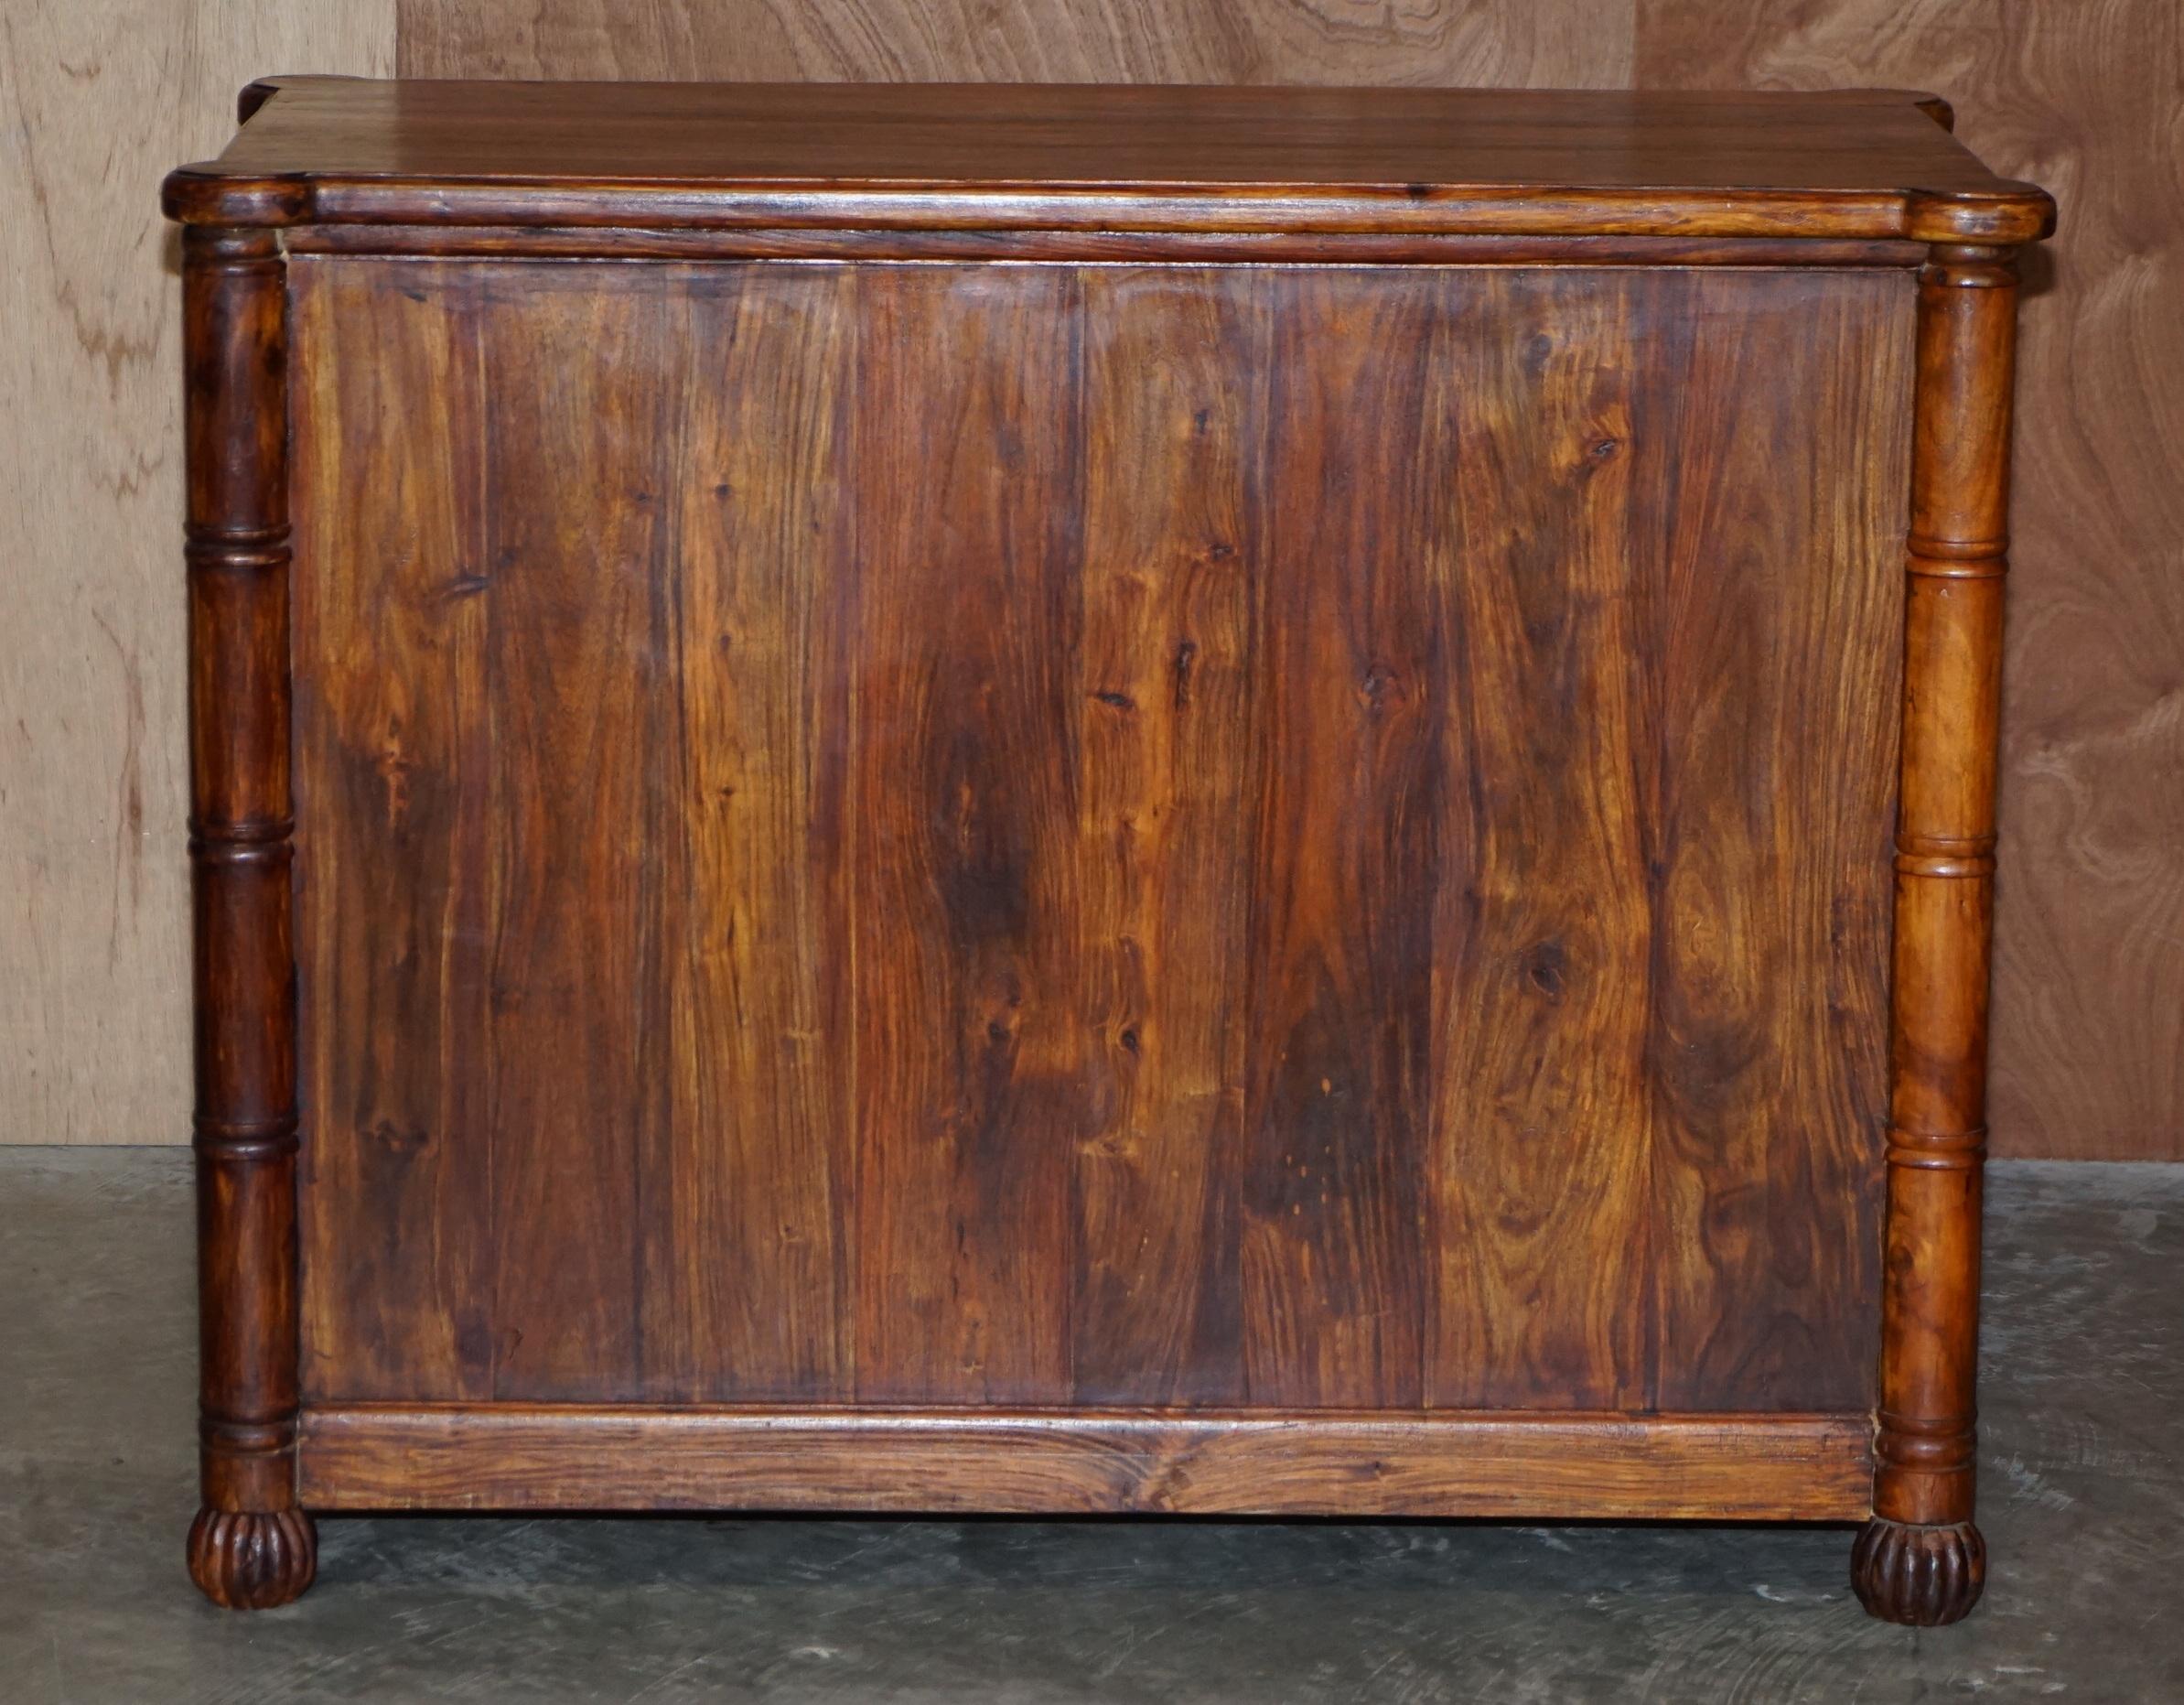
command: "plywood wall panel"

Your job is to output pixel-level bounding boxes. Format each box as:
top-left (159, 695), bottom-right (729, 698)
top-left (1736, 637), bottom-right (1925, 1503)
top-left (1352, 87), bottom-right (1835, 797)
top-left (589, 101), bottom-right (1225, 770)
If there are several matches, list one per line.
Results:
top-left (1634, 0), bottom-right (2184, 1157)
top-left (0, 1), bottom-right (393, 1143)
top-left (7, 1), bottom-right (2178, 1160)
top-left (394, 0), bottom-right (1630, 86)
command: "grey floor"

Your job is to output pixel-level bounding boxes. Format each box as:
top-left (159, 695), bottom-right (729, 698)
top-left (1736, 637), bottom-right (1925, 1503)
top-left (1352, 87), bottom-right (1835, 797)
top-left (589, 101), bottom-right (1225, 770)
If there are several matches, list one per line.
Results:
top-left (3, 1150), bottom-right (2179, 1703)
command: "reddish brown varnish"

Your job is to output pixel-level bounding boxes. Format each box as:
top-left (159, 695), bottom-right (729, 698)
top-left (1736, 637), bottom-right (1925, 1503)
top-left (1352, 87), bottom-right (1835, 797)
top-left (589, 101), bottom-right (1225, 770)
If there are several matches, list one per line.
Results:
top-left (165, 79), bottom-right (2053, 1624)
top-left (1851, 242), bottom-right (2023, 1626)
top-left (181, 223), bottom-right (317, 1610)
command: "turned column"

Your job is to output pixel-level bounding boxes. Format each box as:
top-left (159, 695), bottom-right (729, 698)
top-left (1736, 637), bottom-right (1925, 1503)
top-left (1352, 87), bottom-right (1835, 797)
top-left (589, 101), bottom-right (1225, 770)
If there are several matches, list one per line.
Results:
top-left (1854, 242), bottom-right (2020, 1626)
top-left (181, 224), bottom-right (316, 1609)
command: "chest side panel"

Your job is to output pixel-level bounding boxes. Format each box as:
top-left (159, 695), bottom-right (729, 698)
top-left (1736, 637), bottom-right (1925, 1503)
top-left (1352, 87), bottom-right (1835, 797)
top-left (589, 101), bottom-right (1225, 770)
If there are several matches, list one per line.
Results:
top-left (289, 255), bottom-right (1908, 1413)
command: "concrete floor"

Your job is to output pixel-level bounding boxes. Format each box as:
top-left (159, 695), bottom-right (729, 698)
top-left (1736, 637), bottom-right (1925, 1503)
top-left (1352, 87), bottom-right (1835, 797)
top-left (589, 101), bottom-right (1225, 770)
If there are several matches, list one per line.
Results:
top-left (2, 1149), bottom-right (2179, 1703)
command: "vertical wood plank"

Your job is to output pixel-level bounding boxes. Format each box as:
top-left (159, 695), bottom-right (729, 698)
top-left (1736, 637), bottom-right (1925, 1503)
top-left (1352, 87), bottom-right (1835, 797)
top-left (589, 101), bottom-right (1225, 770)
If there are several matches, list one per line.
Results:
top-left (1425, 272), bottom-right (1654, 1411)
top-left (475, 267), bottom-right (681, 1400)
top-left (1425, 269), bottom-right (1901, 1413)
top-left (660, 265), bottom-right (856, 1401)
top-left (1239, 271), bottom-right (1443, 1410)
top-left (290, 259), bottom-right (494, 1401)
top-left (849, 267), bottom-right (1090, 1404)
top-left (294, 261), bottom-right (862, 1404)
top-left (1624, 270), bottom-right (1904, 1411)
top-left (1068, 269), bottom-right (1262, 1405)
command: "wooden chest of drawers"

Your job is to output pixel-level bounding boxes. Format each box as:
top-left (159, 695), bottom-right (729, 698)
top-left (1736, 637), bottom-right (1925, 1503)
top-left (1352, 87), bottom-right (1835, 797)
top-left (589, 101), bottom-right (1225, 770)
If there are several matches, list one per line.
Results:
top-left (164, 78), bottom-right (2052, 1624)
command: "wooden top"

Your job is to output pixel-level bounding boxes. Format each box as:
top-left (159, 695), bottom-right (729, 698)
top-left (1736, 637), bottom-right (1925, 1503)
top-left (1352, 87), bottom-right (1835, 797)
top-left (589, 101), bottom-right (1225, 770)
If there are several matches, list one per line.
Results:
top-left (164, 78), bottom-right (2055, 244)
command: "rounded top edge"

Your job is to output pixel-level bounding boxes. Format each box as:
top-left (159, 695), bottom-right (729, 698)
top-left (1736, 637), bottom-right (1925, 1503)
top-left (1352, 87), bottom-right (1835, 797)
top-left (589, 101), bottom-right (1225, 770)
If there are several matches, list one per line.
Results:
top-left (161, 167), bottom-right (310, 227)
top-left (157, 169), bottom-right (2060, 247)
top-left (1910, 93), bottom-right (1957, 133)
top-left (1905, 184), bottom-right (2058, 245)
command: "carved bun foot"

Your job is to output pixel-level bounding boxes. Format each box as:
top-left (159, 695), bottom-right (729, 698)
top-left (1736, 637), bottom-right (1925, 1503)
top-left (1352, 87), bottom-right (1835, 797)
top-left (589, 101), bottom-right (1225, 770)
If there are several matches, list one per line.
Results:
top-left (187, 1505), bottom-right (317, 1609)
top-left (1851, 1517), bottom-right (1985, 1625)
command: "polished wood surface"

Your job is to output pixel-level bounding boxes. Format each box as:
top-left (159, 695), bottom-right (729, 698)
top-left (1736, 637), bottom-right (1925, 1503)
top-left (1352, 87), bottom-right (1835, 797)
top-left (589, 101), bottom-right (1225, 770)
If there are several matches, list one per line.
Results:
top-left (165, 79), bottom-right (2051, 243)
top-left (203, 78), bottom-right (2005, 191)
top-left (283, 223), bottom-right (1929, 266)
top-left (288, 258), bottom-right (1905, 1417)
top-left (377, 2), bottom-right (2179, 1154)
top-left (180, 225), bottom-right (317, 1611)
top-left (296, 1407), bottom-right (1876, 1521)
top-left (1849, 241), bottom-right (2019, 1627)
top-left (167, 81), bottom-right (2050, 1620)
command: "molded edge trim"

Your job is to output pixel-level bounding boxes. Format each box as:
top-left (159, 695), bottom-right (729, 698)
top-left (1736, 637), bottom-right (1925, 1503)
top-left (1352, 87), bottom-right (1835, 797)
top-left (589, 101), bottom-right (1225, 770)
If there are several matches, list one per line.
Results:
top-left (1906, 186), bottom-right (2056, 243)
top-left (298, 1405), bottom-right (1875, 1521)
top-left (282, 223), bottom-right (1930, 266)
top-left (159, 168), bottom-right (2055, 244)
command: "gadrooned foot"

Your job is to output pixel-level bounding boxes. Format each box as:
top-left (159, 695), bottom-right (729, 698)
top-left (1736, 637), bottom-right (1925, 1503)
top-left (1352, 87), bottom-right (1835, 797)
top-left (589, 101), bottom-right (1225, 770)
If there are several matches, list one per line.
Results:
top-left (187, 1505), bottom-right (317, 1609)
top-left (1851, 1517), bottom-right (1985, 1625)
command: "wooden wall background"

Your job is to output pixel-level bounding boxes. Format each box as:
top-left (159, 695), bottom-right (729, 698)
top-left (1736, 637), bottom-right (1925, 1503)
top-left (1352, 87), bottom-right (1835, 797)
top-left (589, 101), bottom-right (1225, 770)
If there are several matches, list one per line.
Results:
top-left (3, 1), bottom-right (2175, 1158)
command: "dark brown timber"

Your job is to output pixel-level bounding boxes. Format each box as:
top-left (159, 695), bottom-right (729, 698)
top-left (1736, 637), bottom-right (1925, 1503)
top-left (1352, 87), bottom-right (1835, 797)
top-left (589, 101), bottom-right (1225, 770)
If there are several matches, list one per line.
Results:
top-left (296, 1407), bottom-right (1875, 1521)
top-left (181, 224), bottom-right (315, 1610)
top-left (162, 79), bottom-right (2053, 244)
top-left (1851, 241), bottom-right (2021, 1627)
top-left (281, 258), bottom-right (1904, 1419)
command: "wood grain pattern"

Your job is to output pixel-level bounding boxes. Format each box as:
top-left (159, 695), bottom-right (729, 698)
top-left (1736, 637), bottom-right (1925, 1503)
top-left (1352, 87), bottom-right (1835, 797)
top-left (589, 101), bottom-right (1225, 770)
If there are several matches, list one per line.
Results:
top-left (1633, 0), bottom-right (2184, 1160)
top-left (165, 80), bottom-right (2049, 243)
top-left (657, 266), bottom-right (855, 1403)
top-left (845, 266), bottom-right (1088, 1404)
top-left (1427, 275), bottom-right (1656, 1411)
top-left (296, 1405), bottom-right (1876, 1522)
top-left (1067, 269), bottom-right (1259, 1405)
top-left (1628, 272), bottom-right (1904, 1408)
top-left (199, 80), bottom-right (2023, 200)
top-left (284, 224), bottom-right (1931, 267)
top-left (0, 2), bottom-right (392, 1145)
top-left (293, 261), bottom-right (865, 1404)
top-left (18, 8), bottom-right (2156, 1160)
top-left (290, 259), bottom-right (493, 1401)
top-left (292, 259), bottom-right (1906, 1417)
top-left (471, 266), bottom-right (670, 1400)
top-left (1425, 270), bottom-right (1905, 1413)
top-left (1241, 272), bottom-right (1442, 1409)
top-left (393, 0), bottom-right (1630, 88)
